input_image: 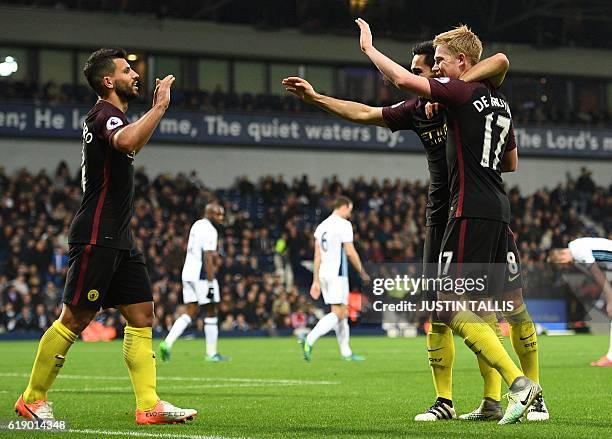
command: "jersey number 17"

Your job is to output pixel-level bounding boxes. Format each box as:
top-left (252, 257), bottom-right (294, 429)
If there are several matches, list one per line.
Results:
top-left (481, 113), bottom-right (511, 169)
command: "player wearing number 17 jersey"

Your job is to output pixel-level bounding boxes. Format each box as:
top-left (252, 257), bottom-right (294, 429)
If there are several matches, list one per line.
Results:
top-left (356, 18), bottom-right (541, 424)
top-left (302, 197), bottom-right (370, 362)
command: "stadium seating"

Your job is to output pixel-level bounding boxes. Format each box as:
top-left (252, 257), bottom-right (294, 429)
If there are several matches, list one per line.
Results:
top-left (0, 163), bottom-right (608, 337)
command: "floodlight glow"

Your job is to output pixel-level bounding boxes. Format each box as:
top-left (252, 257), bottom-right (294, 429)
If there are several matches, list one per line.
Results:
top-left (0, 55), bottom-right (18, 77)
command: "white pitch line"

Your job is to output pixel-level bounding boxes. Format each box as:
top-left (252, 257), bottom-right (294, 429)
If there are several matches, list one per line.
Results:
top-left (63, 429), bottom-right (245, 439)
top-left (0, 372), bottom-right (339, 385)
top-left (53, 382), bottom-right (327, 393)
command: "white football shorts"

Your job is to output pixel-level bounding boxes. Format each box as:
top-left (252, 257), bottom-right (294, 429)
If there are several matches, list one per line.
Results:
top-left (182, 279), bottom-right (220, 305)
top-left (320, 275), bottom-right (349, 305)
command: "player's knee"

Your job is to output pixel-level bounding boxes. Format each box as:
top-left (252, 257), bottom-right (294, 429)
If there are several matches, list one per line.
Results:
top-left (332, 305), bottom-right (346, 320)
top-left (128, 314), bottom-right (153, 328)
top-left (60, 317), bottom-right (90, 335)
top-left (435, 309), bottom-right (454, 325)
top-left (187, 304), bottom-right (200, 320)
top-left (502, 302), bottom-right (532, 325)
top-left (501, 288), bottom-right (524, 309)
top-left (204, 304), bottom-right (217, 318)
top-left (127, 307), bottom-right (154, 328)
top-left (59, 305), bottom-right (95, 334)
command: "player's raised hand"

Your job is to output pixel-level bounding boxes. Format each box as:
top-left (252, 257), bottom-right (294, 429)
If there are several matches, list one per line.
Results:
top-left (355, 18), bottom-right (373, 53)
top-left (282, 77), bottom-right (317, 102)
top-left (310, 281), bottom-right (321, 300)
top-left (153, 75), bottom-right (176, 110)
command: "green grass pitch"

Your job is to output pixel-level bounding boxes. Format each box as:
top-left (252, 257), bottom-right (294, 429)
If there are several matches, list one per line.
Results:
top-left (1, 334), bottom-right (610, 438)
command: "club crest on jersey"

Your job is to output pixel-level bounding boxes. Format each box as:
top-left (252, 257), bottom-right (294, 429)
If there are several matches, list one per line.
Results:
top-left (434, 77), bottom-right (451, 84)
top-left (106, 116), bottom-right (124, 131)
top-left (87, 289), bottom-right (100, 302)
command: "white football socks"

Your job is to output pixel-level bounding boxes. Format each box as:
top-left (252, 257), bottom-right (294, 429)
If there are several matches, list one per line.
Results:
top-left (335, 318), bottom-right (352, 357)
top-left (165, 314), bottom-right (191, 348)
top-left (306, 312), bottom-right (339, 346)
top-left (204, 316), bottom-right (219, 357)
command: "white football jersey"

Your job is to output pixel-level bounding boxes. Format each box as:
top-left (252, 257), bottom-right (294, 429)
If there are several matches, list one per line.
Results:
top-left (568, 237), bottom-right (612, 264)
top-left (182, 218), bottom-right (218, 281)
top-left (314, 213), bottom-right (353, 278)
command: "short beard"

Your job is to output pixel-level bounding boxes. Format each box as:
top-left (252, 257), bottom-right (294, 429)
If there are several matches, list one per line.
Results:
top-left (115, 80), bottom-right (139, 103)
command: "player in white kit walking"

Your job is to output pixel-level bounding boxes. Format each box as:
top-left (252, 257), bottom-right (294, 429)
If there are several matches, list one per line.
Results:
top-left (303, 196), bottom-right (370, 362)
top-left (160, 203), bottom-right (229, 362)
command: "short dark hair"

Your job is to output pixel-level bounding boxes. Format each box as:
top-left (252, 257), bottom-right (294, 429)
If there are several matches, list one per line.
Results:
top-left (83, 48), bottom-right (127, 97)
top-left (334, 196), bottom-right (352, 210)
top-left (411, 40), bottom-right (435, 69)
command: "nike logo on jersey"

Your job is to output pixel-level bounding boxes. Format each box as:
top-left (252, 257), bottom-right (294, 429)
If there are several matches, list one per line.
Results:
top-left (427, 347), bottom-right (444, 352)
top-left (520, 332), bottom-right (535, 341)
top-left (106, 116), bottom-right (124, 131)
top-left (508, 274), bottom-right (520, 282)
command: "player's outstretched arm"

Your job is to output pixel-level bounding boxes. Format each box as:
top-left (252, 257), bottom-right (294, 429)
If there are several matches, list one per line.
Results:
top-left (310, 241), bottom-right (322, 300)
top-left (343, 242), bottom-right (371, 283)
top-left (112, 74), bottom-right (175, 155)
top-left (460, 53), bottom-right (509, 88)
top-left (282, 76), bottom-right (386, 126)
top-left (355, 18), bottom-right (431, 98)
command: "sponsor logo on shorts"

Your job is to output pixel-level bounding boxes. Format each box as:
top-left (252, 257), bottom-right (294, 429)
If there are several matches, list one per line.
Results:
top-left (87, 289), bottom-right (99, 302)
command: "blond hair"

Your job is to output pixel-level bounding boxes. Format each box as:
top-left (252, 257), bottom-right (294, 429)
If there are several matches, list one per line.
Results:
top-left (433, 25), bottom-right (482, 66)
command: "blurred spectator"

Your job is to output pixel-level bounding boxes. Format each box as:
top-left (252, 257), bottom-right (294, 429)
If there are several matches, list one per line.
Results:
top-left (0, 164), bottom-right (609, 335)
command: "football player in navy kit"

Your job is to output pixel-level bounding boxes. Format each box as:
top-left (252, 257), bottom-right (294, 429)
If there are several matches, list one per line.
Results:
top-left (282, 42), bottom-right (527, 421)
top-left (15, 48), bottom-right (197, 425)
top-left (355, 18), bottom-right (543, 424)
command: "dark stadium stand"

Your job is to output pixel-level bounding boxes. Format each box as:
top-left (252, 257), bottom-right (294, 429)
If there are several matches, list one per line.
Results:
top-left (0, 163), bottom-right (609, 337)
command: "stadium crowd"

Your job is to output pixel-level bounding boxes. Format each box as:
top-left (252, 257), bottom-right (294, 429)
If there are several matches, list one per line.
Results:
top-left (0, 163), bottom-right (609, 336)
